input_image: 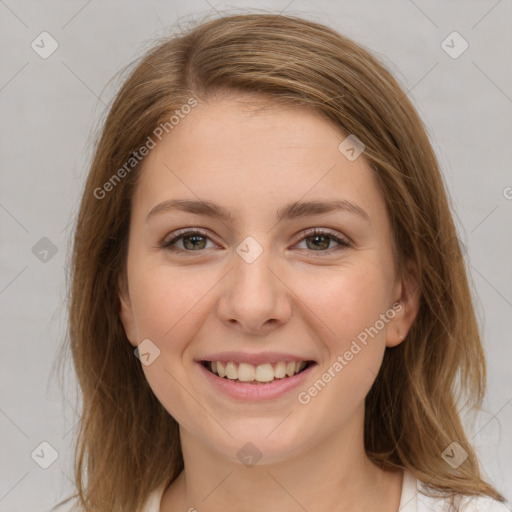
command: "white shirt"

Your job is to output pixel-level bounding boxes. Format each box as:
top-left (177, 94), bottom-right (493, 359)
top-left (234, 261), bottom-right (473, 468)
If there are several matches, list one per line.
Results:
top-left (141, 470), bottom-right (510, 511)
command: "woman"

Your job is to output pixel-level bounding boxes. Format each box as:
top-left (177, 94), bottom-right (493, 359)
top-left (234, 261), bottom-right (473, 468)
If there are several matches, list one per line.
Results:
top-left (58, 12), bottom-right (509, 512)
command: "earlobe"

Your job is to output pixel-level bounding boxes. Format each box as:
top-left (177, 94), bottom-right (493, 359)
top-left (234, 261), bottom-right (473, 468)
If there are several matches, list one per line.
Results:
top-left (118, 275), bottom-right (138, 347)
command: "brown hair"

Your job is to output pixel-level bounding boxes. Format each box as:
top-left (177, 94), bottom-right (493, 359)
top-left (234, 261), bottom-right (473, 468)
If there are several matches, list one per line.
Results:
top-left (54, 11), bottom-right (505, 511)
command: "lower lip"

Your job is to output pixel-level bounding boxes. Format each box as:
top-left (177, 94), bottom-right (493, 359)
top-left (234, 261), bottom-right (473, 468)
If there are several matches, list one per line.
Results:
top-left (197, 362), bottom-right (315, 401)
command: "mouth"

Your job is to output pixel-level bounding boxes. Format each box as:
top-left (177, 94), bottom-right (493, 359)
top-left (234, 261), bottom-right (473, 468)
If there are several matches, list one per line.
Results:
top-left (200, 360), bottom-right (315, 384)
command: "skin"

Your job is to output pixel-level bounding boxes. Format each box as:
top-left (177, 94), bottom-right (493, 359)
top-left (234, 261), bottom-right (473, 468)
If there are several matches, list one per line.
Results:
top-left (118, 94), bottom-right (420, 512)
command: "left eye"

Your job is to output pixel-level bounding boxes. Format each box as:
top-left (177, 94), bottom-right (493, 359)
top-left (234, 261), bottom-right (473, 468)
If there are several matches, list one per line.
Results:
top-left (161, 228), bottom-right (351, 255)
top-left (295, 228), bottom-right (351, 252)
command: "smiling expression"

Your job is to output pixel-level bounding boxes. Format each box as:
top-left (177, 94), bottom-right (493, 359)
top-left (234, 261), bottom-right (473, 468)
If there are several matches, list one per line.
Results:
top-left (118, 95), bottom-right (411, 464)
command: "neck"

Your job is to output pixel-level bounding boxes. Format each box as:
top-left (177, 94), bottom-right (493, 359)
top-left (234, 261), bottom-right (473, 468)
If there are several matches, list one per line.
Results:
top-left (162, 405), bottom-right (403, 512)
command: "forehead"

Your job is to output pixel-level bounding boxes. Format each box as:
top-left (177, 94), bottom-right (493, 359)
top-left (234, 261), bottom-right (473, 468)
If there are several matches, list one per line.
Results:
top-left (132, 96), bottom-right (386, 225)
top-left (167, 95), bottom-right (344, 155)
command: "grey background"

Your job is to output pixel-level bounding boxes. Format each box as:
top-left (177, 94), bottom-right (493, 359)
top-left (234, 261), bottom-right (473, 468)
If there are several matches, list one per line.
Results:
top-left (1, 1), bottom-right (511, 510)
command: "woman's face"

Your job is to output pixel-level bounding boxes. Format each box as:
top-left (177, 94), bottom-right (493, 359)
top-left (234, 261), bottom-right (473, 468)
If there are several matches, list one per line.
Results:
top-left (119, 95), bottom-right (416, 464)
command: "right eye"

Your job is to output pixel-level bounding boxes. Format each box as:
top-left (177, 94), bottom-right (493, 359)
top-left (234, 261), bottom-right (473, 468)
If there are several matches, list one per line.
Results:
top-left (160, 229), bottom-right (219, 255)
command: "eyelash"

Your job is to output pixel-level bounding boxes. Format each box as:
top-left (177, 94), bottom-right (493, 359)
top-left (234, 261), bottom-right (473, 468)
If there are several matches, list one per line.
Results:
top-left (160, 227), bottom-right (351, 256)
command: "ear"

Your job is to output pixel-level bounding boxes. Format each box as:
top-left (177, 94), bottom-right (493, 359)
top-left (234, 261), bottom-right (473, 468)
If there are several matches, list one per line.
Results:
top-left (118, 273), bottom-right (138, 347)
top-left (386, 260), bottom-right (420, 348)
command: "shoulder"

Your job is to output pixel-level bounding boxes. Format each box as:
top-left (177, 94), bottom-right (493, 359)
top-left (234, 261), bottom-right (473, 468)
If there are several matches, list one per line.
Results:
top-left (456, 496), bottom-right (511, 512)
top-left (400, 470), bottom-right (510, 512)
top-left (418, 494), bottom-right (511, 512)
top-left (139, 483), bottom-right (167, 512)
top-left (416, 482), bottom-right (511, 512)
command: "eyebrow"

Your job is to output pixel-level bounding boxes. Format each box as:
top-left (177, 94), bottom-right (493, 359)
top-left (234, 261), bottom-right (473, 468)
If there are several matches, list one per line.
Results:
top-left (146, 198), bottom-right (369, 223)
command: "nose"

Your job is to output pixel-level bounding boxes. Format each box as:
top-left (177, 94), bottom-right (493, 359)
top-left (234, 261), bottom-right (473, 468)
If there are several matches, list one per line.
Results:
top-left (217, 242), bottom-right (292, 335)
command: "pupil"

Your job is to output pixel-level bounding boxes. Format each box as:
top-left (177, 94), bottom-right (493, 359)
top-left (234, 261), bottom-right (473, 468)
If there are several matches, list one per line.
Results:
top-left (184, 235), bottom-right (206, 250)
top-left (308, 235), bottom-right (329, 250)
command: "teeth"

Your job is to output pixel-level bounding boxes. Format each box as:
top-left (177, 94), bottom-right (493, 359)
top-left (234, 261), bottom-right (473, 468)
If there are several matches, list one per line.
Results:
top-left (255, 363), bottom-right (274, 382)
top-left (238, 363), bottom-right (255, 382)
top-left (207, 360), bottom-right (309, 382)
top-left (274, 361), bottom-right (286, 378)
top-left (225, 361), bottom-right (237, 379)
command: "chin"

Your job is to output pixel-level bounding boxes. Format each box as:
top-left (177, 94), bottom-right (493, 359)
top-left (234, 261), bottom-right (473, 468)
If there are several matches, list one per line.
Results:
top-left (206, 418), bottom-right (313, 466)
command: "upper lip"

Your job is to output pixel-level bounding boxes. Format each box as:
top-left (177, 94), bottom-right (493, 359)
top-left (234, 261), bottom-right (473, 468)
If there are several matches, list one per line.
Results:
top-left (196, 351), bottom-right (316, 366)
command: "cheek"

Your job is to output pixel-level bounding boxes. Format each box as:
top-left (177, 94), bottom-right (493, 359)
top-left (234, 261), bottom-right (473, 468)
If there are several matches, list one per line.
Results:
top-left (128, 264), bottom-right (217, 427)
top-left (294, 270), bottom-right (391, 422)
top-left (294, 262), bottom-right (393, 402)
top-left (128, 262), bottom-right (214, 343)
top-left (297, 262), bottom-right (394, 348)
